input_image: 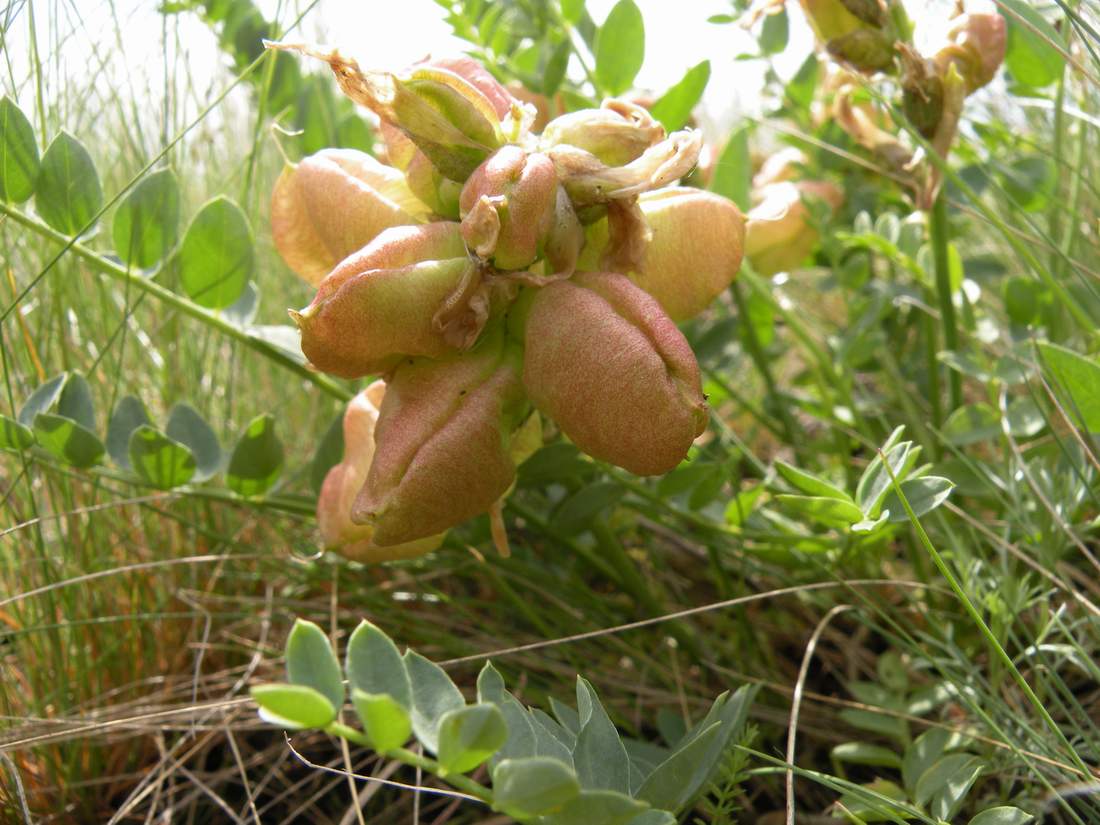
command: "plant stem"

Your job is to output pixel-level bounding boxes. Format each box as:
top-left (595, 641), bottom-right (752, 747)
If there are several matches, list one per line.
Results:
top-left (325, 722), bottom-right (494, 803)
top-left (929, 193), bottom-right (961, 415)
top-left (0, 202), bottom-right (351, 402)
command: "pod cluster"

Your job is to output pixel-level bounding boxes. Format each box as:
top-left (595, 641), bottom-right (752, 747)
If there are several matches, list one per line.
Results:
top-left (270, 51), bottom-right (746, 561)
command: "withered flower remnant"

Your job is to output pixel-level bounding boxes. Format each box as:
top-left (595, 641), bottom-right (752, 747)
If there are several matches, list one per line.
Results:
top-left (269, 44), bottom-right (749, 561)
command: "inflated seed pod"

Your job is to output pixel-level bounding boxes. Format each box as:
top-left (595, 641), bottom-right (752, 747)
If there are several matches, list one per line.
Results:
top-left (317, 382), bottom-right (445, 562)
top-left (271, 149), bottom-right (427, 285)
top-left (352, 327), bottom-right (528, 545)
top-left (521, 272), bottom-right (708, 476)
top-left (292, 222), bottom-right (474, 378)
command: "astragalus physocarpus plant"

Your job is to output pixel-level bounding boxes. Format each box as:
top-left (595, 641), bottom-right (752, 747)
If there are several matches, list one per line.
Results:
top-left (268, 46), bottom-right (745, 561)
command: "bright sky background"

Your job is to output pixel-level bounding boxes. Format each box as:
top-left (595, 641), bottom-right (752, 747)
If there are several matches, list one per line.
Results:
top-left (4, 0), bottom-right (982, 144)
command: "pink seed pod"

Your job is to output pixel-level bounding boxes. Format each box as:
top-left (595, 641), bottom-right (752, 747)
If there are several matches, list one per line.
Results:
top-left (293, 222), bottom-right (474, 378)
top-left (634, 187), bottom-right (745, 321)
top-left (459, 145), bottom-right (576, 271)
top-left (317, 382), bottom-right (445, 562)
top-left (352, 328), bottom-right (529, 546)
top-left (271, 149), bottom-right (428, 286)
top-left (521, 272), bottom-right (708, 476)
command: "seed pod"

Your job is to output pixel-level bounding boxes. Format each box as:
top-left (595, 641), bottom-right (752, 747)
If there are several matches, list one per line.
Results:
top-left (459, 146), bottom-right (579, 272)
top-left (540, 99), bottom-right (664, 167)
top-left (271, 149), bottom-right (427, 285)
top-left (317, 382), bottom-right (445, 562)
top-left (635, 188), bottom-right (745, 321)
top-left (744, 181), bottom-right (842, 276)
top-left (293, 222), bottom-right (474, 378)
top-left (521, 272), bottom-right (707, 475)
top-left (352, 327), bottom-right (528, 546)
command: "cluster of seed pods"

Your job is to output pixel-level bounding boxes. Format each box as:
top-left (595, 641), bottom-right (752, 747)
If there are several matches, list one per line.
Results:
top-left (269, 48), bottom-right (747, 561)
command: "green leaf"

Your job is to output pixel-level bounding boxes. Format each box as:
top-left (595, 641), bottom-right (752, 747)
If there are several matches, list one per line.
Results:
top-left (352, 690), bottom-right (412, 752)
top-left (0, 97), bottom-right (40, 203)
top-left (226, 414), bottom-right (283, 496)
top-left (644, 688), bottom-right (752, 810)
top-left (1000, 0), bottom-right (1063, 88)
top-left (1004, 277), bottom-right (1042, 326)
top-left (346, 620), bottom-right (412, 710)
top-left (636, 722), bottom-right (721, 809)
top-left (18, 374), bottom-right (66, 428)
top-left (856, 439), bottom-right (919, 516)
top-left (883, 477), bottom-right (954, 523)
top-left (554, 482), bottom-right (625, 536)
top-left (251, 683), bottom-right (336, 729)
top-left (574, 677), bottom-right (631, 794)
top-left (914, 753), bottom-right (983, 821)
top-left (478, 662), bottom-right (540, 762)
top-left (775, 460), bottom-right (851, 501)
top-left (776, 494), bottom-right (864, 527)
top-left (544, 38), bottom-right (572, 96)
top-left (541, 788), bottom-right (649, 825)
top-left (437, 703), bottom-right (508, 775)
top-left (530, 709), bottom-right (575, 763)
top-left (493, 757), bottom-right (581, 818)
top-left (784, 53), bottom-right (819, 114)
top-left (710, 124), bottom-right (751, 211)
top-left (637, 685), bottom-right (755, 813)
top-left (58, 373), bottom-right (96, 431)
top-left (560, 0), bottom-right (585, 24)
top-left (901, 727), bottom-right (959, 793)
top-left (649, 61), bottom-right (710, 132)
top-left (594, 0), bottom-right (645, 95)
top-left (831, 742), bottom-right (902, 769)
top-left (106, 396), bottom-right (151, 470)
top-left (404, 649), bottom-right (465, 754)
top-left (1038, 342), bottom-right (1100, 432)
top-left (1006, 397), bottom-right (1045, 439)
top-left (128, 426), bottom-right (196, 489)
top-left (285, 619), bottom-right (344, 711)
top-left (760, 8), bottom-right (789, 54)
top-left (179, 196), bottom-right (254, 309)
top-left (943, 403), bottom-right (1000, 446)
top-left (166, 403), bottom-right (222, 481)
top-left (33, 413), bottom-right (104, 468)
top-left (35, 131), bottom-right (102, 235)
top-left (0, 415), bottom-right (34, 450)
top-left (969, 806), bottom-right (1035, 825)
top-left (112, 168), bottom-right (181, 268)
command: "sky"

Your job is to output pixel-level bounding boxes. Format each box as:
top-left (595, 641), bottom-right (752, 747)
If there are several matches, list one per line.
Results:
top-left (3, 0), bottom-right (984, 148)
